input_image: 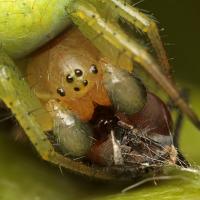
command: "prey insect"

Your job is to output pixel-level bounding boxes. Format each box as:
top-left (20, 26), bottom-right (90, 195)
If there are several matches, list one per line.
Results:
top-left (0, 0), bottom-right (199, 180)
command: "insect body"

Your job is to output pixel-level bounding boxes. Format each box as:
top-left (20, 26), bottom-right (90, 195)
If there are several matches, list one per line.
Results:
top-left (89, 92), bottom-right (176, 167)
top-left (0, 0), bottom-right (199, 180)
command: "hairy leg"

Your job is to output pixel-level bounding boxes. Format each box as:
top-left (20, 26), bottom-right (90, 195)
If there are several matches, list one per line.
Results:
top-left (167, 89), bottom-right (191, 167)
top-left (66, 0), bottom-right (200, 129)
top-left (98, 0), bottom-right (171, 77)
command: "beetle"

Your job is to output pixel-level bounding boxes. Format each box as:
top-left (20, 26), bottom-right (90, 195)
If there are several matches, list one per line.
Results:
top-left (0, 0), bottom-right (199, 181)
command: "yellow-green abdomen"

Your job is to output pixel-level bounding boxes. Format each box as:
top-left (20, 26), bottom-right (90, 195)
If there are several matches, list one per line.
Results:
top-left (0, 0), bottom-right (71, 59)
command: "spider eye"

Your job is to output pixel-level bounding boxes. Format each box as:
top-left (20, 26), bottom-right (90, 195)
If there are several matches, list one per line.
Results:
top-left (57, 88), bottom-right (66, 97)
top-left (83, 80), bottom-right (88, 86)
top-left (90, 64), bottom-right (98, 74)
top-left (74, 69), bottom-right (83, 77)
top-left (66, 74), bottom-right (74, 83)
top-left (74, 87), bottom-right (80, 92)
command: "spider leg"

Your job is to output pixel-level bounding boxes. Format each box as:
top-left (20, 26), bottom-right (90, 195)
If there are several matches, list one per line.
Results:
top-left (173, 109), bottom-right (184, 149)
top-left (0, 51), bottom-right (116, 180)
top-left (66, 1), bottom-right (200, 130)
top-left (103, 0), bottom-right (171, 77)
top-left (167, 89), bottom-right (191, 168)
top-left (84, 0), bottom-right (171, 77)
top-left (167, 89), bottom-right (190, 148)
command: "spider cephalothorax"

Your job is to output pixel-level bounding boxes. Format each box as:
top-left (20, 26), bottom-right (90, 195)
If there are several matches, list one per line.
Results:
top-left (27, 28), bottom-right (110, 120)
top-left (27, 27), bottom-right (147, 122)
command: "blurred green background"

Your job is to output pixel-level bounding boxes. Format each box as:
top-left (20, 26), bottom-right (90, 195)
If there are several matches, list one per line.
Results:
top-left (0, 1), bottom-right (200, 200)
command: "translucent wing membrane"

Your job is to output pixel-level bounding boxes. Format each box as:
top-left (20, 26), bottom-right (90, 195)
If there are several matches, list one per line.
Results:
top-left (66, 0), bottom-right (200, 129)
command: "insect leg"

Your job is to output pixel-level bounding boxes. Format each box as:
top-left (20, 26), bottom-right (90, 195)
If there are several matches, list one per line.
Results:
top-left (66, 1), bottom-right (200, 129)
top-left (0, 51), bottom-right (115, 180)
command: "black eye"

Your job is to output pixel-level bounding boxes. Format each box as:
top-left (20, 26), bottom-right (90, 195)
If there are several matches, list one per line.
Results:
top-left (74, 87), bottom-right (80, 92)
top-left (66, 74), bottom-right (74, 83)
top-left (74, 69), bottom-right (83, 77)
top-left (57, 88), bottom-right (66, 97)
top-left (90, 64), bottom-right (98, 74)
top-left (83, 80), bottom-right (88, 86)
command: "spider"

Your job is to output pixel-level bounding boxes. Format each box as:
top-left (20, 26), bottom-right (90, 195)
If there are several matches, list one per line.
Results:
top-left (0, 0), bottom-right (199, 181)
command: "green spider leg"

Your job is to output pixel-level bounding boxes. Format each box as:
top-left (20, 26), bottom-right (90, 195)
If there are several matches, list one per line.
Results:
top-left (0, 51), bottom-right (119, 180)
top-left (95, 0), bottom-right (171, 77)
top-left (66, 0), bottom-right (200, 129)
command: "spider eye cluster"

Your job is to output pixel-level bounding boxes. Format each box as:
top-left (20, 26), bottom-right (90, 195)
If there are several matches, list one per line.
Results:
top-left (57, 64), bottom-right (99, 96)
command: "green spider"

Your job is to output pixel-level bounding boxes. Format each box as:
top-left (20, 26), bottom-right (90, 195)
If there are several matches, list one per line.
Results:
top-left (0, 0), bottom-right (199, 181)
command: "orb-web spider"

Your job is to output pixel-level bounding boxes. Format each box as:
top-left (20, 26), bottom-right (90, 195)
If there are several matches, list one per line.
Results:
top-left (0, 0), bottom-right (199, 181)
